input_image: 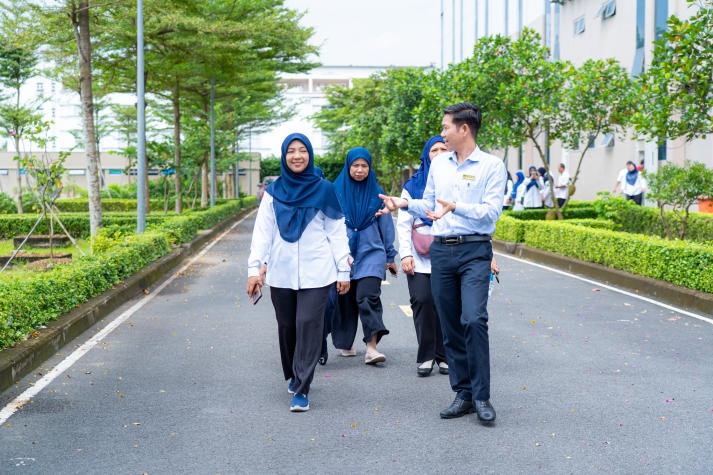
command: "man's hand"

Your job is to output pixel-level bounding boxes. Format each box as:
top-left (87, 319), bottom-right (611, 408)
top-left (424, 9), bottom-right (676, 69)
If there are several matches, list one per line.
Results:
top-left (376, 194), bottom-right (408, 216)
top-left (336, 281), bottom-right (350, 295)
top-left (426, 198), bottom-right (455, 221)
top-left (401, 256), bottom-right (415, 276)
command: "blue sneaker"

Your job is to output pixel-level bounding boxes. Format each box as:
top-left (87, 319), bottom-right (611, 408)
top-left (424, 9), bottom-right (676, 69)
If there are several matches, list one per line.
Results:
top-left (290, 393), bottom-right (309, 412)
top-left (287, 378), bottom-right (295, 394)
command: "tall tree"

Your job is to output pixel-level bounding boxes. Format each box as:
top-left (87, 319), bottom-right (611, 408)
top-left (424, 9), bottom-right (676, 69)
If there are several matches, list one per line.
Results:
top-left (633, 0), bottom-right (713, 142)
top-left (0, 0), bottom-right (41, 213)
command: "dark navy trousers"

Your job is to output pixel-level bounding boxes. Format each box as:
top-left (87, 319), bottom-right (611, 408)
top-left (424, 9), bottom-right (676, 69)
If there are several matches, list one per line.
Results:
top-left (430, 240), bottom-right (493, 402)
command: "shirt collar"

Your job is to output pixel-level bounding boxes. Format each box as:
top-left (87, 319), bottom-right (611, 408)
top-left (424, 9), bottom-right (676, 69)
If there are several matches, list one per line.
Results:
top-left (449, 146), bottom-right (482, 164)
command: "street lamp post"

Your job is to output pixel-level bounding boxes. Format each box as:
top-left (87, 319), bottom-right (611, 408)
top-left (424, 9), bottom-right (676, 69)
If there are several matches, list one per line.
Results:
top-left (136, 0), bottom-right (146, 233)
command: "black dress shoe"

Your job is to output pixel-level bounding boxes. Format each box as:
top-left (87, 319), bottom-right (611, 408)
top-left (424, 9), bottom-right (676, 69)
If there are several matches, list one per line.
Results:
top-left (417, 361), bottom-right (434, 377)
top-left (474, 400), bottom-right (496, 422)
top-left (318, 352), bottom-right (328, 366)
top-left (440, 397), bottom-right (475, 419)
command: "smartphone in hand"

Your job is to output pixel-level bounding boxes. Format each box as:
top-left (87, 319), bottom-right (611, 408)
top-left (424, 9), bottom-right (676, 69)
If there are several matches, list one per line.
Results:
top-left (251, 287), bottom-right (263, 305)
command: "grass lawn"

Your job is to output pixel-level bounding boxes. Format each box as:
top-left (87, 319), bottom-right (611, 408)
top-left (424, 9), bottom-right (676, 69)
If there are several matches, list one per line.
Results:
top-left (0, 238), bottom-right (92, 281)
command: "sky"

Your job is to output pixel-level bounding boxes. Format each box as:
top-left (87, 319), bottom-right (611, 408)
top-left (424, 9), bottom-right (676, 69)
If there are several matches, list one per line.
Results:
top-left (283, 0), bottom-right (443, 68)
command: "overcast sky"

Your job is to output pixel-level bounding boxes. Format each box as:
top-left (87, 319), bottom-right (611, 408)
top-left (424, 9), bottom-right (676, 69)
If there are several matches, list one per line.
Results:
top-left (283, 0), bottom-right (443, 67)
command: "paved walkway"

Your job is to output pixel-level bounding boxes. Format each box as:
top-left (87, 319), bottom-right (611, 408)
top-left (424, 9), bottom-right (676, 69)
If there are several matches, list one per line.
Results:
top-left (1, 212), bottom-right (712, 474)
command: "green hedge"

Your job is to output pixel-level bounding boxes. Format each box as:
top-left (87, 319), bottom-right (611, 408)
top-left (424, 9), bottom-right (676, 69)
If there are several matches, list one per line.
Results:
top-left (505, 206), bottom-right (598, 221)
top-left (497, 219), bottom-right (713, 293)
top-left (616, 206), bottom-right (713, 243)
top-left (54, 197), bottom-right (236, 213)
top-left (0, 198), bottom-right (254, 350)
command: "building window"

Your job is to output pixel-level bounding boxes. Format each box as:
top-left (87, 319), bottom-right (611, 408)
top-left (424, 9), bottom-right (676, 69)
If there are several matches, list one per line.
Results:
top-left (36, 82), bottom-right (44, 93)
top-left (600, 133), bottom-right (615, 147)
top-left (574, 16), bottom-right (585, 35)
top-left (601, 0), bottom-right (616, 20)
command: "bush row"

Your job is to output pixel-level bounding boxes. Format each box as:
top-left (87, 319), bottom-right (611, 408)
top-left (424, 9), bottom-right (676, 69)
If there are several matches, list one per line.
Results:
top-left (54, 198), bottom-right (235, 213)
top-left (494, 215), bottom-right (713, 293)
top-left (0, 197), bottom-right (255, 350)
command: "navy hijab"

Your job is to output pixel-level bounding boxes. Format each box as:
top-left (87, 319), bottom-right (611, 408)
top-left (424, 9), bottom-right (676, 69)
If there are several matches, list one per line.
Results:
top-left (526, 166), bottom-right (539, 191)
top-left (266, 133), bottom-right (343, 243)
top-left (625, 161), bottom-right (638, 185)
top-left (333, 147), bottom-right (385, 255)
top-left (404, 135), bottom-right (445, 226)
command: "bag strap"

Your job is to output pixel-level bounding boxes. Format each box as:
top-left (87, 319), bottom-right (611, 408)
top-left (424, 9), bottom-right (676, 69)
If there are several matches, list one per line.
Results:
top-left (412, 223), bottom-right (428, 230)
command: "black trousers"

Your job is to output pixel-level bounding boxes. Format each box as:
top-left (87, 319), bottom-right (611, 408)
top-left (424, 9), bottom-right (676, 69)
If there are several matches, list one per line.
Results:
top-left (430, 240), bottom-right (492, 402)
top-left (407, 272), bottom-right (446, 364)
top-left (625, 193), bottom-right (643, 205)
top-left (332, 276), bottom-right (389, 350)
top-left (270, 284), bottom-right (331, 395)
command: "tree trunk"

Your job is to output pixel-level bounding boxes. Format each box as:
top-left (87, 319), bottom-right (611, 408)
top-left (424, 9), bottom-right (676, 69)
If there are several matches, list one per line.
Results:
top-left (172, 78), bottom-right (182, 214)
top-left (73, 1), bottom-right (102, 236)
top-left (13, 135), bottom-right (23, 214)
top-left (201, 157), bottom-right (208, 208)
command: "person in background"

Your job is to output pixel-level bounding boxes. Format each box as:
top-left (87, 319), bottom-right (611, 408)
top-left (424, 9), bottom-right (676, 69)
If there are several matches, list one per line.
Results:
top-left (612, 160), bottom-right (646, 205)
top-left (503, 170), bottom-right (514, 210)
top-left (246, 133), bottom-right (351, 412)
top-left (397, 135), bottom-right (450, 377)
top-left (332, 147), bottom-right (398, 365)
top-left (522, 166), bottom-right (544, 209)
top-left (538, 166), bottom-right (554, 208)
top-left (554, 163), bottom-right (571, 208)
top-left (512, 171), bottom-right (525, 211)
top-left (377, 102), bottom-right (505, 423)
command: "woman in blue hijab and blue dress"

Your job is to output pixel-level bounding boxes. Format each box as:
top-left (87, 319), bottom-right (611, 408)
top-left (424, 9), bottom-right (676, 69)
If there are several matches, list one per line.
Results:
top-left (397, 136), bottom-right (451, 377)
top-left (246, 133), bottom-right (352, 412)
top-left (331, 147), bottom-right (398, 365)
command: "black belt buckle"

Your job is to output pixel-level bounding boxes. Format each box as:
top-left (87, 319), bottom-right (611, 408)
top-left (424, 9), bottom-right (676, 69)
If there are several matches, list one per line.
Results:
top-left (442, 236), bottom-right (462, 245)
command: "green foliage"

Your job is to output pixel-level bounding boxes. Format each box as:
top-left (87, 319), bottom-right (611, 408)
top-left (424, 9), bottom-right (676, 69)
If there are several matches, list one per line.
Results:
top-left (0, 200), bottom-right (250, 350)
top-left (634, 0), bottom-right (713, 141)
top-left (0, 192), bottom-right (17, 214)
top-left (591, 193), bottom-right (640, 228)
top-left (506, 206), bottom-right (597, 221)
top-left (523, 221), bottom-right (713, 293)
top-left (644, 161), bottom-right (713, 239)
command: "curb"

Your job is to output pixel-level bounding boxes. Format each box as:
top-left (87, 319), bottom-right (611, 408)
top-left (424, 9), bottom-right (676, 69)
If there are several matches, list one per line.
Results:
top-left (493, 240), bottom-right (713, 316)
top-left (0, 208), bottom-right (253, 393)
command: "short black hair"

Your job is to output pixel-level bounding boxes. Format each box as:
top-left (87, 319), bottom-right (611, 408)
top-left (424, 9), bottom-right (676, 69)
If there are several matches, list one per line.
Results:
top-left (443, 103), bottom-right (482, 141)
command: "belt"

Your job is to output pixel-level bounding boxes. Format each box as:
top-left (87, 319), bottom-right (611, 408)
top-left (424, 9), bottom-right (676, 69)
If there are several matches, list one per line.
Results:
top-left (437, 234), bottom-right (491, 245)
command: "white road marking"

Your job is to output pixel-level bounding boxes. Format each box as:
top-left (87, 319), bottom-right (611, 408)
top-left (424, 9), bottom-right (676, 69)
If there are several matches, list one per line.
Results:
top-left (399, 305), bottom-right (413, 317)
top-left (494, 251), bottom-right (713, 326)
top-left (0, 213), bottom-right (253, 425)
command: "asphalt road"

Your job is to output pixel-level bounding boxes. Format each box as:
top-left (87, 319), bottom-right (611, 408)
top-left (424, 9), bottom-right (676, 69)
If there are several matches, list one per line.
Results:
top-left (1, 212), bottom-right (712, 474)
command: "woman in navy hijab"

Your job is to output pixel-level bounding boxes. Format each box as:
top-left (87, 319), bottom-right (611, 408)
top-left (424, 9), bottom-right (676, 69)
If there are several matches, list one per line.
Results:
top-left (246, 133), bottom-right (352, 412)
top-left (397, 135), bottom-right (451, 376)
top-left (332, 147), bottom-right (398, 365)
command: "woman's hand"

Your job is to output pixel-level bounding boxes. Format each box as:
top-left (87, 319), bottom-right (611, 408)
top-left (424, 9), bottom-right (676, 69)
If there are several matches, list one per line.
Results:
top-left (336, 281), bottom-right (350, 295)
top-left (401, 256), bottom-right (415, 276)
top-left (386, 262), bottom-right (398, 277)
top-left (246, 275), bottom-right (263, 299)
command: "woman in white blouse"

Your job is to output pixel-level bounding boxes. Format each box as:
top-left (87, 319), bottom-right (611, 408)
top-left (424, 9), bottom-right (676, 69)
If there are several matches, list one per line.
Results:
top-left (397, 135), bottom-right (450, 377)
top-left (246, 133), bottom-right (351, 412)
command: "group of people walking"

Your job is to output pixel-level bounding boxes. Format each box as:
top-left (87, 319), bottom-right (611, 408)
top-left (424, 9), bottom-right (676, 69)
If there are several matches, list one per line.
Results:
top-left (507, 163), bottom-right (571, 210)
top-left (246, 103), bottom-right (503, 424)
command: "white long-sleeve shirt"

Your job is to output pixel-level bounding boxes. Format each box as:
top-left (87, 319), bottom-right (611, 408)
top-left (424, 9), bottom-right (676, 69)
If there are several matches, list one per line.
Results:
top-left (247, 193), bottom-right (351, 289)
top-left (397, 188), bottom-right (433, 274)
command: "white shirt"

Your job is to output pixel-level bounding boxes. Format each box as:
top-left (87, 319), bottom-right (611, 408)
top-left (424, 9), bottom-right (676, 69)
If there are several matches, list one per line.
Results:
top-left (397, 189), bottom-right (432, 273)
top-left (554, 170), bottom-right (571, 200)
top-left (406, 147), bottom-right (505, 236)
top-left (616, 169), bottom-right (645, 196)
top-left (522, 176), bottom-right (544, 208)
top-left (247, 193), bottom-right (351, 289)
